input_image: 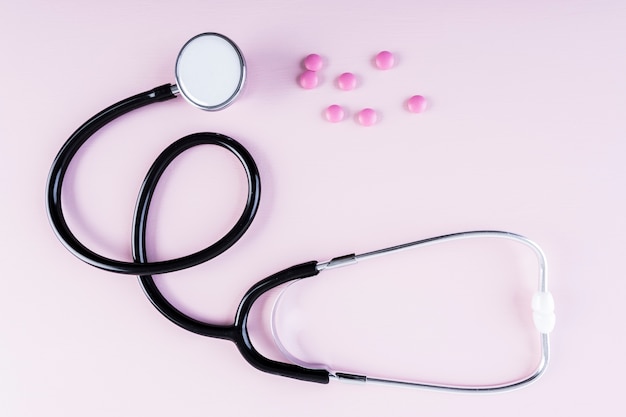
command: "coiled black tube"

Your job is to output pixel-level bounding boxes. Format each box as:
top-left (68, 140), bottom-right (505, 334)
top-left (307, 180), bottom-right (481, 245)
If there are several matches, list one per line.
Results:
top-left (45, 85), bottom-right (330, 383)
top-left (45, 84), bottom-right (261, 276)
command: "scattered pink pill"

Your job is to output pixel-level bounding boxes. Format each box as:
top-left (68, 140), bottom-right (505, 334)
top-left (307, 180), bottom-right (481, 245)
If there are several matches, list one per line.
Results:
top-left (298, 70), bottom-right (318, 89)
top-left (325, 104), bottom-right (344, 123)
top-left (407, 95), bottom-right (427, 113)
top-left (337, 72), bottom-right (357, 90)
top-left (303, 53), bottom-right (323, 71)
top-left (375, 51), bottom-right (395, 70)
top-left (357, 108), bottom-right (377, 126)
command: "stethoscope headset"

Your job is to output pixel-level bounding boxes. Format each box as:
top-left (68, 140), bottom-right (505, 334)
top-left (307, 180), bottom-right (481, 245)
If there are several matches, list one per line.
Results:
top-left (46, 33), bottom-right (555, 392)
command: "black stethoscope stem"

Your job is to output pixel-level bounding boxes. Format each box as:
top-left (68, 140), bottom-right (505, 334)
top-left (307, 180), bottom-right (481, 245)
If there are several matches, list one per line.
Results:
top-left (46, 84), bottom-right (260, 276)
top-left (45, 83), bottom-right (330, 384)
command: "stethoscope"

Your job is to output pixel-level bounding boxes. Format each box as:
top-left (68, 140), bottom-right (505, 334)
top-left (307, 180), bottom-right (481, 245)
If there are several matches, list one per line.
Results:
top-left (45, 33), bottom-right (555, 392)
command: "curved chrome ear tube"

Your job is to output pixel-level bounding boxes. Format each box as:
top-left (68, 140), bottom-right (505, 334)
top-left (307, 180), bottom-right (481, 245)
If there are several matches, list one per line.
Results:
top-left (271, 230), bottom-right (555, 393)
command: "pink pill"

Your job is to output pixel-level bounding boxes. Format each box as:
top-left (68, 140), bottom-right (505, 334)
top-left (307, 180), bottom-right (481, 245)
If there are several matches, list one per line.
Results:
top-left (298, 70), bottom-right (318, 89)
top-left (337, 72), bottom-right (357, 90)
top-left (375, 51), bottom-right (394, 70)
top-left (303, 54), bottom-right (323, 71)
top-left (357, 108), bottom-right (377, 126)
top-left (407, 95), bottom-right (427, 113)
top-left (325, 104), bottom-right (344, 123)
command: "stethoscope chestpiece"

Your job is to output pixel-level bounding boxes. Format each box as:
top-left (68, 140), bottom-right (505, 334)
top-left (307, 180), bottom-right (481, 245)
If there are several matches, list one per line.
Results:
top-left (174, 32), bottom-right (246, 111)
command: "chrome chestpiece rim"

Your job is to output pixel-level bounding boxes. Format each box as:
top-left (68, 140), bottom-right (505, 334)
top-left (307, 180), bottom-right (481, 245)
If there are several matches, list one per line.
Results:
top-left (174, 32), bottom-right (246, 111)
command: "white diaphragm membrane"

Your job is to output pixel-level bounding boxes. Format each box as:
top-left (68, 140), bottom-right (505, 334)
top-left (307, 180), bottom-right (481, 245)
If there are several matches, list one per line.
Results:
top-left (175, 33), bottom-right (246, 111)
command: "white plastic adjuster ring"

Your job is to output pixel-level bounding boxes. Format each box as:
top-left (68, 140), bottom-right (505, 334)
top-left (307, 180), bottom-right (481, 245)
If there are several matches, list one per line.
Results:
top-left (532, 291), bottom-right (556, 334)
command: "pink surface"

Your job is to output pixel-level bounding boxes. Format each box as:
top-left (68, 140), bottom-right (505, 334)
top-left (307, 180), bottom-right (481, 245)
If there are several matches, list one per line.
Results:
top-left (2, 1), bottom-right (626, 416)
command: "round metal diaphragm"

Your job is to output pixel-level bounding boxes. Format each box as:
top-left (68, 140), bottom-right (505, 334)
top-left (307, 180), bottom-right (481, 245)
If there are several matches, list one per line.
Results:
top-left (175, 33), bottom-right (246, 111)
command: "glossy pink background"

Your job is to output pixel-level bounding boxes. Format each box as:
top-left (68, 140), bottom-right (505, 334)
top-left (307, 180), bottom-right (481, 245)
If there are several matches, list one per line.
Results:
top-left (2, 1), bottom-right (626, 416)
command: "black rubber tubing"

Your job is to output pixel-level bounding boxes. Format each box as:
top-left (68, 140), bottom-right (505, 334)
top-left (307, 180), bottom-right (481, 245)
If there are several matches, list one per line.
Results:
top-left (46, 84), bottom-right (329, 383)
top-left (46, 84), bottom-right (260, 276)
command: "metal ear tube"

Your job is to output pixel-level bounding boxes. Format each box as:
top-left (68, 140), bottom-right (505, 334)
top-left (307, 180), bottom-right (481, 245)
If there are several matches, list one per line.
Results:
top-left (271, 231), bottom-right (554, 393)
